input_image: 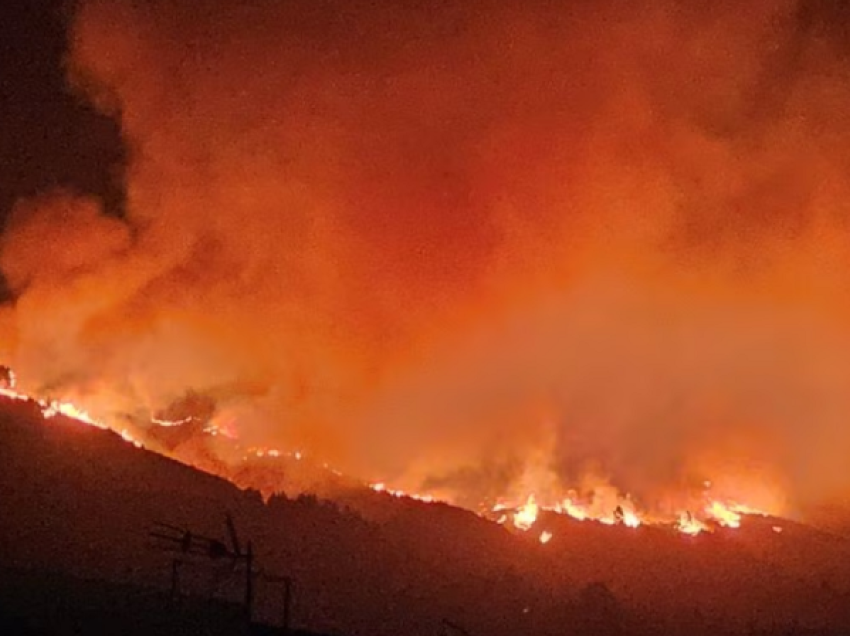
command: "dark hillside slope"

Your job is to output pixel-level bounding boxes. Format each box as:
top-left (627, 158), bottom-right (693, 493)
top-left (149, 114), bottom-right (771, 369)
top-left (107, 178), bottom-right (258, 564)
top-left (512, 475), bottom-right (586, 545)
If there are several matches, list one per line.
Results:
top-left (1, 395), bottom-right (849, 636)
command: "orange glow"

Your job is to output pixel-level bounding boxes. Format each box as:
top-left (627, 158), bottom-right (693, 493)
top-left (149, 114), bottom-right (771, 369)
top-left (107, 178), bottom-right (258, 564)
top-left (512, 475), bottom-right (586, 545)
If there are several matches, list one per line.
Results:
top-left (705, 501), bottom-right (742, 529)
top-left (0, 367), bottom-right (788, 540)
top-left (4, 0), bottom-right (850, 542)
top-left (512, 495), bottom-right (540, 531)
top-left (0, 383), bottom-right (144, 448)
top-left (676, 512), bottom-right (709, 536)
top-left (369, 482), bottom-right (437, 504)
top-left (0, 387), bottom-right (28, 403)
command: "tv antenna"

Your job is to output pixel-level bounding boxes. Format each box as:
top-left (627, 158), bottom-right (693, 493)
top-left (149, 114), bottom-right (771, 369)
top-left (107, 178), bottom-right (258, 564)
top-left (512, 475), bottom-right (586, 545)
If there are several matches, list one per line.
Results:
top-left (261, 572), bottom-right (294, 633)
top-left (149, 513), bottom-right (255, 620)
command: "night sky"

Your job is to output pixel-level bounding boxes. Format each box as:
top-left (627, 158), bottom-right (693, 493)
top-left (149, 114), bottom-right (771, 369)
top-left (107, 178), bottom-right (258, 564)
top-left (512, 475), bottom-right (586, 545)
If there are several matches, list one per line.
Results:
top-left (3, 0), bottom-right (848, 229)
top-left (0, 0), bottom-right (124, 226)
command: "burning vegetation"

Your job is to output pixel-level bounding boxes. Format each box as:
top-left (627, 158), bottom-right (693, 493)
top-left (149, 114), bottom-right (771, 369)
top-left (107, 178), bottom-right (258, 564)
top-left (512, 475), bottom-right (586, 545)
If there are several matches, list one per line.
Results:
top-left (0, 367), bottom-right (784, 542)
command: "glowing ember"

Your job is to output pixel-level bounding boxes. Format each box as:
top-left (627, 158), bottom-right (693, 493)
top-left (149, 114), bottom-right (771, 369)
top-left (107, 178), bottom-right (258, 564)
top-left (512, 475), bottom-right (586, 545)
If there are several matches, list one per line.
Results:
top-left (369, 482), bottom-right (437, 503)
top-left (539, 530), bottom-right (553, 544)
top-left (202, 421), bottom-right (238, 439)
top-left (151, 416), bottom-right (194, 427)
top-left (248, 447), bottom-right (305, 461)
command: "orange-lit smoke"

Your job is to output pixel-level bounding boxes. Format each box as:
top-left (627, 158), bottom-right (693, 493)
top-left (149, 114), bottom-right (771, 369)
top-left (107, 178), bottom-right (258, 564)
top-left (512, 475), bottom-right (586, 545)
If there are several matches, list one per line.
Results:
top-left (3, 0), bottom-right (850, 519)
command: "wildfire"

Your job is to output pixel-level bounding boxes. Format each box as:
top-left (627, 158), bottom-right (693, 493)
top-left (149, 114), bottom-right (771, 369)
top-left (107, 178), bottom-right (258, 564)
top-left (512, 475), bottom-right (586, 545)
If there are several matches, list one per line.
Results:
top-left (513, 495), bottom-right (540, 531)
top-left (151, 416), bottom-right (194, 428)
top-left (481, 478), bottom-right (775, 542)
top-left (0, 382), bottom-right (144, 449)
top-left (0, 366), bottom-right (783, 544)
top-left (676, 512), bottom-right (709, 536)
top-left (705, 500), bottom-right (742, 529)
top-left (369, 482), bottom-right (437, 504)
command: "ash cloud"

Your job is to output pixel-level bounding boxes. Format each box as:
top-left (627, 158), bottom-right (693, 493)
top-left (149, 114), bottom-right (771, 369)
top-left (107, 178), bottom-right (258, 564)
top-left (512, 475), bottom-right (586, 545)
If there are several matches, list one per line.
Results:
top-left (3, 0), bottom-right (850, 516)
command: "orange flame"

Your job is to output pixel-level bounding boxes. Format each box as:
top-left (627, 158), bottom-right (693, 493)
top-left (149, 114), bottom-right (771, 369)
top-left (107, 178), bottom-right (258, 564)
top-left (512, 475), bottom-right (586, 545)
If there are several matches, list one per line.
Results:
top-left (0, 383), bottom-right (144, 449)
top-left (512, 495), bottom-right (540, 531)
top-left (0, 367), bottom-right (785, 542)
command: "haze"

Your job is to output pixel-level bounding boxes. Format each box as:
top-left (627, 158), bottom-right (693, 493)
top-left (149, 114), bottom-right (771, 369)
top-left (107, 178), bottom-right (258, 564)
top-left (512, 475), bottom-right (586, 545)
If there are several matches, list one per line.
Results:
top-left (2, 0), bottom-right (850, 520)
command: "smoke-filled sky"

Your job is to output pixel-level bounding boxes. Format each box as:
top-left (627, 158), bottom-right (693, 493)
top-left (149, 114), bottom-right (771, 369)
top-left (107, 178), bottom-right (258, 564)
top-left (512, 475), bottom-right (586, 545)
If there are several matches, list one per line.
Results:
top-left (2, 0), bottom-right (850, 516)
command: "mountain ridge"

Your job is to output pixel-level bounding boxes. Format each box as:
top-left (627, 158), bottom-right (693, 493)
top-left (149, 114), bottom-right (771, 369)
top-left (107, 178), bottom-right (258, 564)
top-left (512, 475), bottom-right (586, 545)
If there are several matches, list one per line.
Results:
top-left (2, 394), bottom-right (849, 635)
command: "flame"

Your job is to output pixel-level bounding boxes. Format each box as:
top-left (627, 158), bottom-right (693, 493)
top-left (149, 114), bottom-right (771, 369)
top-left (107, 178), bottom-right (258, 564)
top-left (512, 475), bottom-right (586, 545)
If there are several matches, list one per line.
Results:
top-left (42, 400), bottom-right (98, 426)
top-left (621, 508), bottom-right (642, 529)
top-left (479, 479), bottom-right (775, 538)
top-left (676, 512), bottom-right (709, 536)
top-left (369, 482), bottom-right (437, 504)
top-left (705, 500), bottom-right (742, 529)
top-left (494, 485), bottom-right (648, 536)
top-left (248, 447), bottom-right (302, 461)
top-left (0, 366), bottom-right (786, 543)
top-left (0, 382), bottom-right (144, 449)
top-left (512, 495), bottom-right (540, 531)
top-left (553, 497), bottom-right (589, 521)
top-left (202, 418), bottom-right (239, 439)
top-left (0, 387), bottom-right (27, 403)
top-left (151, 416), bottom-right (194, 427)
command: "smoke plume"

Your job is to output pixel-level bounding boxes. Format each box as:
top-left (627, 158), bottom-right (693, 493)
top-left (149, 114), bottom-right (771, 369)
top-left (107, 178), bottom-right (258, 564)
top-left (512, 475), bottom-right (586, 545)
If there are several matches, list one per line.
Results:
top-left (3, 0), bottom-right (850, 517)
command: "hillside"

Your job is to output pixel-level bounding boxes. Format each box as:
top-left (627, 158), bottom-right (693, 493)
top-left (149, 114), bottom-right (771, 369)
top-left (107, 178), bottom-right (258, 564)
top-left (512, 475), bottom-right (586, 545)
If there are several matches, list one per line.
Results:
top-left (1, 395), bottom-right (849, 636)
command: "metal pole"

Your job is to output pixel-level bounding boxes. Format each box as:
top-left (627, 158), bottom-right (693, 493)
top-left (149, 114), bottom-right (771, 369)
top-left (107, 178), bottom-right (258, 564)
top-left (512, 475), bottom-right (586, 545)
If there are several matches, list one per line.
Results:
top-left (282, 576), bottom-right (292, 634)
top-left (170, 559), bottom-right (180, 606)
top-left (245, 542), bottom-right (254, 623)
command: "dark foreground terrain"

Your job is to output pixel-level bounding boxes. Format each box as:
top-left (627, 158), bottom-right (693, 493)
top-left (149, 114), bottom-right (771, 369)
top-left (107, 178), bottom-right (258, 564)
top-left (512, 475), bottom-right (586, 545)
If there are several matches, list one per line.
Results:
top-left (1, 395), bottom-right (849, 636)
top-left (0, 566), bottom-right (255, 636)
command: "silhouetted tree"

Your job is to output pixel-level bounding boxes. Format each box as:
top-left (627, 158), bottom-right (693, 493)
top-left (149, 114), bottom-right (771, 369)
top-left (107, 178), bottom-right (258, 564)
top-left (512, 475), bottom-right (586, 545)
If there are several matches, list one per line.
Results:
top-left (296, 493), bottom-right (318, 507)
